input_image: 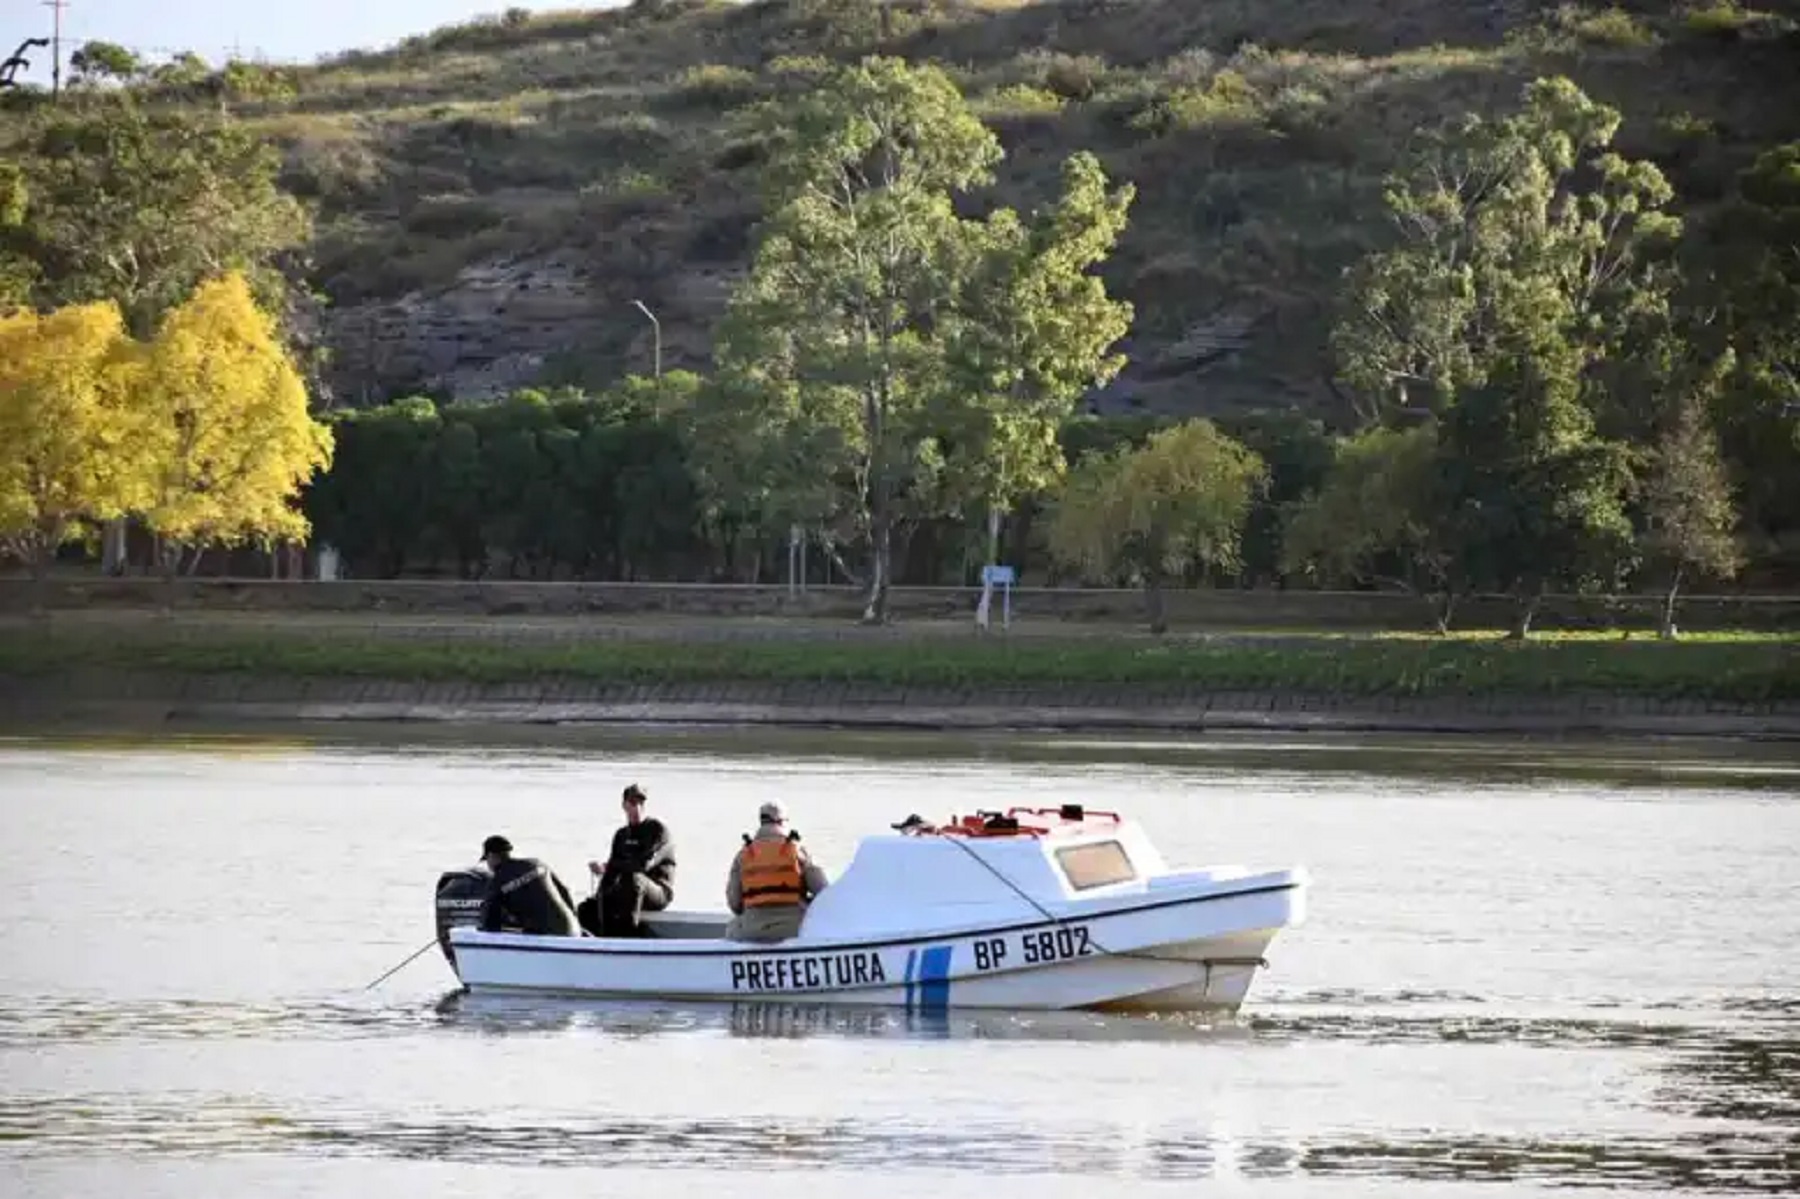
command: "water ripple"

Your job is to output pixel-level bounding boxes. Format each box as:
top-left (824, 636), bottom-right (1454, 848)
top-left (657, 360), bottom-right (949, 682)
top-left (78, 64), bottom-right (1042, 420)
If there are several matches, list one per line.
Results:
top-left (1248, 1011), bottom-right (1709, 1050)
top-left (0, 995), bottom-right (446, 1048)
top-left (3, 988), bottom-right (1793, 1050)
top-left (0, 1096), bottom-right (1793, 1191)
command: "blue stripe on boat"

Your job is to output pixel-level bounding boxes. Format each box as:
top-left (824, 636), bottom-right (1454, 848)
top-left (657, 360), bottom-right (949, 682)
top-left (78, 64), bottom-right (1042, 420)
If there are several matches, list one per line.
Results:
top-left (917, 944), bottom-right (953, 1014)
top-left (903, 948), bottom-right (919, 1013)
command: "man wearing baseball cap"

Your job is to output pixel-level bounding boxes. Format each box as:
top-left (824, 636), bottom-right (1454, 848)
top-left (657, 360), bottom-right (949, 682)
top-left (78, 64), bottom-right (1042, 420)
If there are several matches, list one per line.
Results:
top-left (582, 783), bottom-right (677, 937)
top-left (725, 799), bottom-right (829, 943)
top-left (476, 834), bottom-right (581, 937)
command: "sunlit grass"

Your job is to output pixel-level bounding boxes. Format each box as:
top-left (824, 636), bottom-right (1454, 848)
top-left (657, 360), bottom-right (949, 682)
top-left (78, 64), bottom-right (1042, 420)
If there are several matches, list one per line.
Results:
top-left (2, 626), bottom-right (1793, 701)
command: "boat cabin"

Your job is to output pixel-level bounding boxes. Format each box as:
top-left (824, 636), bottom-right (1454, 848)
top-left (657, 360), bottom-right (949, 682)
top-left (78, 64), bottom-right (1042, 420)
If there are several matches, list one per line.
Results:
top-left (641, 805), bottom-right (1188, 942)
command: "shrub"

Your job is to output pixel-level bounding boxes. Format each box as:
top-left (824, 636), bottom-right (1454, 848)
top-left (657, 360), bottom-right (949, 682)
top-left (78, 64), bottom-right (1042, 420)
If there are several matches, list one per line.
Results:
top-left (1133, 70), bottom-right (1263, 135)
top-left (1042, 53), bottom-right (1106, 101)
top-left (1162, 48), bottom-right (1219, 89)
top-left (1265, 84), bottom-right (1330, 135)
top-left (675, 63), bottom-right (760, 108)
top-left (1006, 51), bottom-right (1108, 102)
top-left (1655, 111), bottom-right (1716, 141)
top-left (1559, 5), bottom-right (1658, 48)
top-left (1684, 2), bottom-right (1757, 37)
top-left (976, 83), bottom-right (1067, 118)
top-left (766, 54), bottom-right (833, 80)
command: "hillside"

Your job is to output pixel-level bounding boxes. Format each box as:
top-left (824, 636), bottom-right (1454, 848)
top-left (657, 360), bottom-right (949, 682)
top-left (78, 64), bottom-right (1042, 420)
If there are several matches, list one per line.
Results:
top-left (81, 0), bottom-right (1800, 416)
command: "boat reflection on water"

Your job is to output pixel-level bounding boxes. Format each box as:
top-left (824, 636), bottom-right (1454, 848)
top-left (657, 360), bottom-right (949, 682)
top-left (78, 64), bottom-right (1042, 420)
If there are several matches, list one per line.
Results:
top-left (431, 988), bottom-right (1251, 1044)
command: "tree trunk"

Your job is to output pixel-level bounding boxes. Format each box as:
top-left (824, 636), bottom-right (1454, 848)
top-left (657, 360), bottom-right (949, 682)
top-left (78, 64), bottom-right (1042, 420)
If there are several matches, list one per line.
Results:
top-left (1429, 590), bottom-right (1457, 636)
top-left (1507, 589), bottom-right (1541, 640)
top-left (28, 533), bottom-right (52, 617)
top-left (862, 516), bottom-right (892, 624)
top-left (156, 536), bottom-right (181, 615)
top-left (1660, 567), bottom-right (1684, 641)
top-left (822, 539), bottom-right (864, 590)
top-left (1144, 570), bottom-right (1168, 635)
top-left (101, 518), bottom-right (128, 576)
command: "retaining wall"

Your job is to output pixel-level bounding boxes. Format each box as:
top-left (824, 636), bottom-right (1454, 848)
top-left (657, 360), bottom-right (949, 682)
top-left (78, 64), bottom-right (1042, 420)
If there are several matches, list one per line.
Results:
top-left (5, 673), bottom-right (1796, 739)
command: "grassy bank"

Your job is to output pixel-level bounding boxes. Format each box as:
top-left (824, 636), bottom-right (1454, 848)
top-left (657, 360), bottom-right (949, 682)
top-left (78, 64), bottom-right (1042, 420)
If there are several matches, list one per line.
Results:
top-left (2, 626), bottom-right (1795, 702)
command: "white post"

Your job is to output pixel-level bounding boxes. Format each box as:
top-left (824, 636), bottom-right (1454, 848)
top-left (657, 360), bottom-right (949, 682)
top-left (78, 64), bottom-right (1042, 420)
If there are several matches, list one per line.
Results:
top-left (977, 504), bottom-right (1002, 632)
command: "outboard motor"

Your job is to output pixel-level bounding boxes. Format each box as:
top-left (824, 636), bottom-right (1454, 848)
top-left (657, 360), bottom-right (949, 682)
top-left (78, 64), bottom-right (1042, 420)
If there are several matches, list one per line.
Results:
top-left (434, 866), bottom-right (491, 967)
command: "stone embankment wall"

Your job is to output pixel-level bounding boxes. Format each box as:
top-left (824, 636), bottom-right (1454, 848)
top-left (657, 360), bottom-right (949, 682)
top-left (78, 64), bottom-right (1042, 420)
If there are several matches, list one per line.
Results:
top-left (6, 673), bottom-right (1797, 739)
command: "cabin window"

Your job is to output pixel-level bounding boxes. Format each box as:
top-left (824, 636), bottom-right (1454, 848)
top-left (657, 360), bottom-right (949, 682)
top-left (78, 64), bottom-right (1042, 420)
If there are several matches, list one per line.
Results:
top-left (1054, 840), bottom-right (1137, 890)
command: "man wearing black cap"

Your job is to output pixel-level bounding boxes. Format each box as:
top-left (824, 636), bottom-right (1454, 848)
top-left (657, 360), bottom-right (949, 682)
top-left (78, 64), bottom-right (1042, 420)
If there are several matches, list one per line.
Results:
top-left (580, 784), bottom-right (676, 937)
top-left (477, 835), bottom-right (582, 937)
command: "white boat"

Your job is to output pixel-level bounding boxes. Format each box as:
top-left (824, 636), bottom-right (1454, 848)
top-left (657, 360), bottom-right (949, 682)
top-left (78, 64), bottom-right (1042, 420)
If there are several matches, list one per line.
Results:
top-left (438, 806), bottom-right (1308, 1014)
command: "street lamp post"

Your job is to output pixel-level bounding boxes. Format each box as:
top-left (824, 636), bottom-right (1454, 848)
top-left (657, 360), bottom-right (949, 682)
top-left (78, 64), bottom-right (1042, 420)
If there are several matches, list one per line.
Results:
top-left (631, 299), bottom-right (661, 379)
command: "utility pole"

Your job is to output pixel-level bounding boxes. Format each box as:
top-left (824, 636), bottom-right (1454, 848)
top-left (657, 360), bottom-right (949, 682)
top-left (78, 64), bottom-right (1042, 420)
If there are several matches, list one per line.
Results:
top-left (43, 0), bottom-right (66, 99)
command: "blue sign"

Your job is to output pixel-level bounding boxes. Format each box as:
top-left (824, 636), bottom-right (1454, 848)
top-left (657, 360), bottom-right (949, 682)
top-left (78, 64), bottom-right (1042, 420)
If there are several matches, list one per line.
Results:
top-left (981, 564), bottom-right (1016, 586)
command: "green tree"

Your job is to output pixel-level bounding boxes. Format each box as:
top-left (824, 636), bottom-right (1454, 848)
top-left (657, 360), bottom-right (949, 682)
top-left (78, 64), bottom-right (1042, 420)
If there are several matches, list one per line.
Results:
top-left (586, 378), bottom-right (702, 580)
top-left (0, 164), bottom-right (32, 309)
top-left (1281, 424), bottom-right (1463, 632)
top-left (1705, 143), bottom-right (1800, 576)
top-left (1328, 77), bottom-right (1661, 631)
top-left (1047, 419), bottom-right (1265, 633)
top-left (1436, 347), bottom-right (1636, 636)
top-left (1635, 354), bottom-right (1743, 638)
top-left (430, 418), bottom-right (490, 578)
top-left (705, 56), bottom-right (1132, 621)
top-left (943, 151), bottom-right (1134, 563)
top-left (1216, 412), bottom-right (1337, 586)
top-left (8, 102), bottom-right (310, 337)
top-left (147, 53), bottom-right (212, 96)
top-left (1332, 76), bottom-right (1680, 422)
top-left (468, 392), bottom-right (559, 578)
top-left (218, 60), bottom-right (298, 109)
top-left (304, 397), bottom-right (444, 577)
top-left (302, 378), bottom-right (708, 582)
top-left (68, 41), bottom-right (143, 86)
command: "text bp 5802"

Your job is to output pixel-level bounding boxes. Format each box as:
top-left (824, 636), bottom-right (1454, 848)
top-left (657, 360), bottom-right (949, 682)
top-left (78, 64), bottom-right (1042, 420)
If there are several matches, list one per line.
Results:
top-left (726, 922), bottom-right (1098, 993)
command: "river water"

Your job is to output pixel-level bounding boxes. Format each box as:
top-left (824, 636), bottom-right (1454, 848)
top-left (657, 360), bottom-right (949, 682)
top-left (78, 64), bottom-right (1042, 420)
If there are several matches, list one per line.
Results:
top-left (1, 724), bottom-right (1796, 1198)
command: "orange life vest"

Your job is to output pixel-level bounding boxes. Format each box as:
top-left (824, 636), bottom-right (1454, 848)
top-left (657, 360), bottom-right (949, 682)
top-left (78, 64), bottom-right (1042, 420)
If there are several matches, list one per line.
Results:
top-left (739, 837), bottom-right (806, 908)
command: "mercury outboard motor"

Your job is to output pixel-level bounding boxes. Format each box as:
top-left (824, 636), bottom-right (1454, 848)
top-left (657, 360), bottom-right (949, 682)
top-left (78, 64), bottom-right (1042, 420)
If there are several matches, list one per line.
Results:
top-left (434, 866), bottom-right (491, 967)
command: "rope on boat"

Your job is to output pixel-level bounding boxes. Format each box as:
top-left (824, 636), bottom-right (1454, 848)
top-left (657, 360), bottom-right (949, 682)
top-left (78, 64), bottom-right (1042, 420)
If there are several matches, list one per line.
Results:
top-left (938, 836), bottom-right (1269, 990)
top-left (362, 938), bottom-right (440, 990)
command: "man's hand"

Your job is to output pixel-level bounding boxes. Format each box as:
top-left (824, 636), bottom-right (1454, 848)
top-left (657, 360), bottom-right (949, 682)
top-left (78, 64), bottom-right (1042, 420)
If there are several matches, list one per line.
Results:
top-left (588, 859), bottom-right (606, 877)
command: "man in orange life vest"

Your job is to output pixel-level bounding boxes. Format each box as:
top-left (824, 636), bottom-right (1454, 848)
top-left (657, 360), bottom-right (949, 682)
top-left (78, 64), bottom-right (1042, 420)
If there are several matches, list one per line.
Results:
top-left (725, 799), bottom-right (830, 943)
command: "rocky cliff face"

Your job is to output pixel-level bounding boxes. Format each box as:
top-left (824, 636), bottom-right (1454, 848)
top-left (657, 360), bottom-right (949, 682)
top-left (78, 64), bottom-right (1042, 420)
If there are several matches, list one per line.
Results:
top-left (322, 258), bottom-right (1275, 413)
top-left (326, 257), bottom-right (600, 403)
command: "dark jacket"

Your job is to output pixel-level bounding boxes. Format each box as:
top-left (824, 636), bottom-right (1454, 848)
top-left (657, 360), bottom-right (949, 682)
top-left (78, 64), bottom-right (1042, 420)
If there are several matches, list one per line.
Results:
top-left (479, 856), bottom-right (581, 936)
top-left (603, 818), bottom-right (676, 894)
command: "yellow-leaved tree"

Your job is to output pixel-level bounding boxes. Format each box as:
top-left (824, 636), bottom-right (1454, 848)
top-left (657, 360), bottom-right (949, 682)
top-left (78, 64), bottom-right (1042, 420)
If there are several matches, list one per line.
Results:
top-left (137, 272), bottom-right (333, 573)
top-left (0, 300), bottom-right (147, 589)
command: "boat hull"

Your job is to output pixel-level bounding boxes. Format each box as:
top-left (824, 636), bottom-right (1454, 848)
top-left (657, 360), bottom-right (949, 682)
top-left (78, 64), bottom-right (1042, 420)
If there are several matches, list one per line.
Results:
top-left (447, 876), bottom-right (1302, 1014)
